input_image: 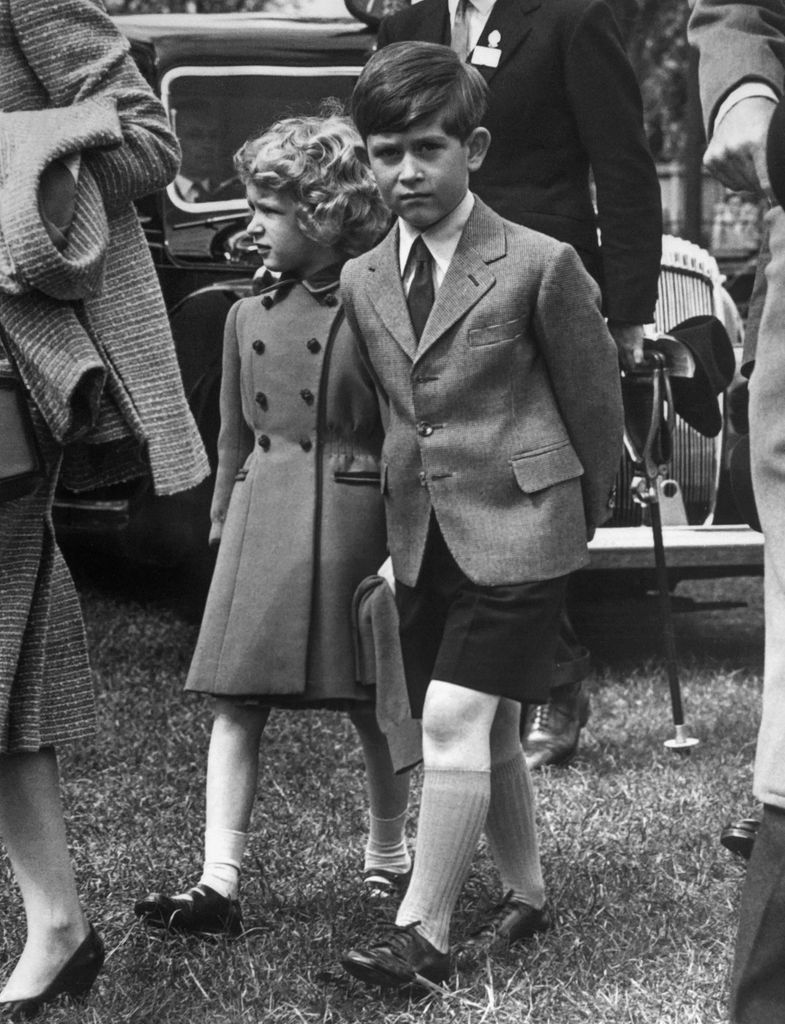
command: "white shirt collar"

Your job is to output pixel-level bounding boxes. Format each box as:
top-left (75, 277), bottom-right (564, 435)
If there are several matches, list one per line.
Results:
top-left (398, 191), bottom-right (475, 289)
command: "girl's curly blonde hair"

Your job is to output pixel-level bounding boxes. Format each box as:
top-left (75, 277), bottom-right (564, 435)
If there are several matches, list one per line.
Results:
top-left (234, 103), bottom-right (390, 258)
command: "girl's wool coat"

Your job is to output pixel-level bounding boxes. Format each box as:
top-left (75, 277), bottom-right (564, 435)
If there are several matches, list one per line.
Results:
top-left (186, 274), bottom-right (388, 702)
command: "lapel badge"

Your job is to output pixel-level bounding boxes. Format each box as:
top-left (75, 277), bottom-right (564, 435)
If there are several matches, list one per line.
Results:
top-left (471, 30), bottom-right (502, 68)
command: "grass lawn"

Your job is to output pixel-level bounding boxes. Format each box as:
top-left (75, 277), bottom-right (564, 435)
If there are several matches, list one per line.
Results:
top-left (0, 562), bottom-right (764, 1023)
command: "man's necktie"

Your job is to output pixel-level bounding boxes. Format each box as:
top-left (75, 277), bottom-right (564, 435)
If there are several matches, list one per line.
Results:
top-left (406, 236), bottom-right (435, 343)
top-left (451, 0), bottom-right (473, 62)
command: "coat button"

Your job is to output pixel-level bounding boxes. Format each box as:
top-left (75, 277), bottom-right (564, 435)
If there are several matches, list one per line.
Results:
top-left (261, 295), bottom-right (274, 309)
top-left (258, 434), bottom-right (270, 451)
top-left (306, 338), bottom-right (321, 353)
top-left (255, 391), bottom-right (268, 410)
top-left (418, 470), bottom-right (427, 486)
top-left (300, 438), bottom-right (313, 452)
top-left (300, 388), bottom-right (314, 405)
top-left (323, 292), bottom-right (338, 307)
top-left (417, 421), bottom-right (434, 437)
top-left (252, 339), bottom-right (265, 354)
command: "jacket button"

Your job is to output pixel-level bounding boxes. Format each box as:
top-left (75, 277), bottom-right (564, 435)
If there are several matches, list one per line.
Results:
top-left (252, 339), bottom-right (265, 354)
top-left (261, 295), bottom-right (274, 309)
top-left (306, 338), bottom-right (321, 353)
top-left (417, 421), bottom-right (434, 437)
top-left (258, 434), bottom-right (270, 451)
top-left (323, 292), bottom-right (338, 307)
top-left (300, 438), bottom-right (313, 452)
top-left (418, 470), bottom-right (427, 486)
top-left (255, 391), bottom-right (268, 410)
top-left (300, 388), bottom-right (314, 404)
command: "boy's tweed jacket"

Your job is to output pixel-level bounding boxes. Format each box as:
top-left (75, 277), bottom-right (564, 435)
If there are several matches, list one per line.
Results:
top-left (0, 0), bottom-right (209, 496)
top-left (0, 0), bottom-right (206, 752)
top-left (341, 198), bottom-right (624, 588)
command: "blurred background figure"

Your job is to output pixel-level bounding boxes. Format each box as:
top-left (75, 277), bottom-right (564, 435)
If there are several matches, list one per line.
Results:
top-left (172, 99), bottom-right (243, 203)
top-left (690, 1), bottom-right (785, 1021)
top-left (0, 0), bottom-right (207, 1017)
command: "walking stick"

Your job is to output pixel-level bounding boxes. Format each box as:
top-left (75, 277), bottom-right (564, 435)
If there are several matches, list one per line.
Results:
top-left (626, 351), bottom-right (699, 753)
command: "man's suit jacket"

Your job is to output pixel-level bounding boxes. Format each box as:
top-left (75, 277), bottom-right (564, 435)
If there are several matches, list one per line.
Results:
top-left (377, 0), bottom-right (662, 325)
top-left (341, 198), bottom-right (623, 588)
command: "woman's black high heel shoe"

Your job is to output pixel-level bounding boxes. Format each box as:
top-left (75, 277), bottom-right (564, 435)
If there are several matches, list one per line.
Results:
top-left (0, 924), bottom-right (104, 1021)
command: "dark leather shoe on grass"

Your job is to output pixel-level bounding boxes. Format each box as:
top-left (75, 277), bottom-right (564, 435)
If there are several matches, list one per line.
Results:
top-left (134, 883), bottom-right (243, 937)
top-left (361, 866), bottom-right (412, 902)
top-left (720, 818), bottom-right (760, 861)
top-left (459, 895), bottom-right (550, 963)
top-left (341, 922), bottom-right (450, 992)
top-left (523, 679), bottom-right (590, 770)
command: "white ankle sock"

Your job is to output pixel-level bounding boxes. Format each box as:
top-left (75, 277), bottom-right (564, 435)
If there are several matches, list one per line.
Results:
top-left (199, 827), bottom-right (247, 900)
top-left (364, 809), bottom-right (411, 875)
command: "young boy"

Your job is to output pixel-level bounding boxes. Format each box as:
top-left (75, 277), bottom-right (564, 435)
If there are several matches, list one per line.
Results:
top-left (339, 42), bottom-right (624, 991)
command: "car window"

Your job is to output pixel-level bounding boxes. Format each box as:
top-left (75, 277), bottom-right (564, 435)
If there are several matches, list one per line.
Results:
top-left (163, 66), bottom-right (359, 213)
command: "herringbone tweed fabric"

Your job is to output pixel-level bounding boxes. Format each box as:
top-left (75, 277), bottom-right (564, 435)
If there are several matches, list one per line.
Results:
top-left (0, 0), bottom-right (208, 749)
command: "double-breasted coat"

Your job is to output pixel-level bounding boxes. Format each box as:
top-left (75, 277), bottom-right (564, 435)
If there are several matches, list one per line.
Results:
top-left (186, 273), bottom-right (388, 702)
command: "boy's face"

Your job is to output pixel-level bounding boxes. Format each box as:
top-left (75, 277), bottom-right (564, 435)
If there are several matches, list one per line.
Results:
top-left (246, 185), bottom-right (336, 278)
top-left (364, 115), bottom-right (490, 231)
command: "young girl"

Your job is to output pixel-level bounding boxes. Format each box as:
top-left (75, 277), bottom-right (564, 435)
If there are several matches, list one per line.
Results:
top-left (134, 110), bottom-right (411, 935)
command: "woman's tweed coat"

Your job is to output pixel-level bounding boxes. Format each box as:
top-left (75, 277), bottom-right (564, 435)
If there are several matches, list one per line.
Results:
top-left (0, 0), bottom-right (208, 751)
top-left (186, 275), bottom-right (388, 703)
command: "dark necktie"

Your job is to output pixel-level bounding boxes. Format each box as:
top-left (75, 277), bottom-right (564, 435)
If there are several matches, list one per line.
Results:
top-left (406, 236), bottom-right (435, 342)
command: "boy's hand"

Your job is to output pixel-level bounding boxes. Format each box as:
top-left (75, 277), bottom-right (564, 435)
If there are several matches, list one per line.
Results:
top-left (609, 322), bottom-right (645, 371)
top-left (378, 555), bottom-right (395, 594)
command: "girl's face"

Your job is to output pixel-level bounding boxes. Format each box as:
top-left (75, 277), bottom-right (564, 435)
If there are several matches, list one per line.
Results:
top-left (246, 185), bottom-right (338, 278)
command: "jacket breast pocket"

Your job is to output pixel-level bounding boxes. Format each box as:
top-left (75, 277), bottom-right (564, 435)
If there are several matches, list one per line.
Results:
top-left (468, 317), bottom-right (524, 348)
top-left (510, 441), bottom-right (583, 494)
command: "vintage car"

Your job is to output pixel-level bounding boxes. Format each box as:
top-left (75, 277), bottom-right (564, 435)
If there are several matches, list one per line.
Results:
top-left (53, 1), bottom-right (763, 584)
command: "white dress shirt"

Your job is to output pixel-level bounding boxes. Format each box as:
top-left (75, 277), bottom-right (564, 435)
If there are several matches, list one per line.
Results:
top-left (398, 190), bottom-right (476, 294)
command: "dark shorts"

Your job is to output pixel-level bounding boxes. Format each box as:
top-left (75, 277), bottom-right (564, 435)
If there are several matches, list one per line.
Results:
top-left (395, 517), bottom-right (569, 718)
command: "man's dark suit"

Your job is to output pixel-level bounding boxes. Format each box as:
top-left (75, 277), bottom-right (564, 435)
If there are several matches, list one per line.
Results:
top-left (377, 0), bottom-right (662, 326)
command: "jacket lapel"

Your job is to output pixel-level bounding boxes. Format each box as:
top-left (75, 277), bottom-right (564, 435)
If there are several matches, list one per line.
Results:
top-left (415, 199), bottom-right (506, 358)
top-left (365, 227), bottom-right (419, 361)
top-left (472, 0), bottom-right (542, 85)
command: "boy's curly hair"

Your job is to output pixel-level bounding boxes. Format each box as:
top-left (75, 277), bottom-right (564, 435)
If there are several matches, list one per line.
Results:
top-left (234, 102), bottom-right (390, 258)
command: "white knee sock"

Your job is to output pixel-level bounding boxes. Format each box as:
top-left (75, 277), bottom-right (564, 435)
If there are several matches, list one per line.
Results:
top-left (484, 750), bottom-right (545, 907)
top-left (199, 827), bottom-right (247, 900)
top-left (397, 768), bottom-right (491, 952)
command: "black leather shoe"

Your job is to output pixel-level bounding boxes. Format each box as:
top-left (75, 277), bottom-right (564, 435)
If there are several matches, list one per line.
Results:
top-left (361, 866), bottom-right (412, 901)
top-left (341, 922), bottom-right (450, 992)
top-left (459, 895), bottom-right (550, 963)
top-left (720, 818), bottom-right (760, 861)
top-left (0, 924), bottom-right (104, 1021)
top-left (523, 679), bottom-right (590, 770)
top-left (134, 883), bottom-right (243, 937)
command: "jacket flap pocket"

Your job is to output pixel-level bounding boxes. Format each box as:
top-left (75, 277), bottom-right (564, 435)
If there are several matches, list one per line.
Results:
top-left (468, 317), bottom-right (524, 347)
top-left (510, 442), bottom-right (583, 494)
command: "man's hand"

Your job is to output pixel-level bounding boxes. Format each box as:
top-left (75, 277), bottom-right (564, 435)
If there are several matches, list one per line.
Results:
top-left (609, 322), bottom-right (645, 371)
top-left (703, 96), bottom-right (776, 197)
